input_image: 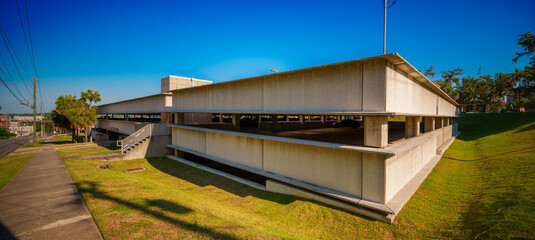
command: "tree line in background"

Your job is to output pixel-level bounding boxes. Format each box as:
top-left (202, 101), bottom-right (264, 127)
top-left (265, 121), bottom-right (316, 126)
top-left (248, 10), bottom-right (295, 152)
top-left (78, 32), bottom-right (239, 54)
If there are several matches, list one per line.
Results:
top-left (422, 32), bottom-right (535, 112)
top-left (52, 89), bottom-right (102, 143)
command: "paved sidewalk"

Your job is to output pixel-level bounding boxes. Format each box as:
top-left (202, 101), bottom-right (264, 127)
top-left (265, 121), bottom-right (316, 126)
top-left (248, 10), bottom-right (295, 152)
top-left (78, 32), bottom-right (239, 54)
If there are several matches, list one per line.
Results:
top-left (0, 140), bottom-right (103, 239)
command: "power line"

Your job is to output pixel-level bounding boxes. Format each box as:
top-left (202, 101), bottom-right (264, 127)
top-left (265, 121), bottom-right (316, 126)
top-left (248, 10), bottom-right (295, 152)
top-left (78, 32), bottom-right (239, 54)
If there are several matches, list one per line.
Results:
top-left (16, 0), bottom-right (36, 76)
top-left (24, 0), bottom-right (37, 78)
top-left (0, 53), bottom-right (30, 103)
top-left (0, 23), bottom-right (33, 97)
top-left (22, 0), bottom-right (42, 112)
top-left (0, 75), bottom-right (26, 105)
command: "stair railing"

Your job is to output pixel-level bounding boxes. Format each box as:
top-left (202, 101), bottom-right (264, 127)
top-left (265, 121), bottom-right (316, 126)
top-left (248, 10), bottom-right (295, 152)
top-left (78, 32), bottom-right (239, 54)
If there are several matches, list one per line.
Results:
top-left (117, 124), bottom-right (153, 153)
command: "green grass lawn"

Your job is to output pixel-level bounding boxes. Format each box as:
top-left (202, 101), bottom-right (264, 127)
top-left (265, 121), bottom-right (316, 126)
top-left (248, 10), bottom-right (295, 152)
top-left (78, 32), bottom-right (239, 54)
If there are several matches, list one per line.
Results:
top-left (64, 112), bottom-right (535, 239)
top-left (0, 154), bottom-right (35, 190)
top-left (54, 134), bottom-right (86, 145)
top-left (57, 146), bottom-right (120, 158)
top-left (21, 140), bottom-right (44, 148)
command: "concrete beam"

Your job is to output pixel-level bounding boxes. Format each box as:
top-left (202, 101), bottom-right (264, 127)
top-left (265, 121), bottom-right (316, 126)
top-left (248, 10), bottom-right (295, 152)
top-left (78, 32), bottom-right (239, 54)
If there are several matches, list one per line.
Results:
top-left (423, 117), bottom-right (435, 133)
top-left (364, 116), bottom-right (388, 148)
top-left (405, 116), bottom-right (420, 139)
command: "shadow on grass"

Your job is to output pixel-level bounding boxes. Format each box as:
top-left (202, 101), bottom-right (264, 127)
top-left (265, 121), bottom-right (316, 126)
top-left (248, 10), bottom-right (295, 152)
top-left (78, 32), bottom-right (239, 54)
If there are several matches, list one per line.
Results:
top-left (457, 112), bottom-right (535, 141)
top-left (77, 181), bottom-right (239, 240)
top-left (147, 157), bottom-right (380, 222)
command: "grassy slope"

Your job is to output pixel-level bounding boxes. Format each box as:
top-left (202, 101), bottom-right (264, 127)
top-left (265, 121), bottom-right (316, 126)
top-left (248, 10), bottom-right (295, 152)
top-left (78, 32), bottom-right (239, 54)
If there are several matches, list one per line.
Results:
top-left (0, 154), bottom-right (35, 190)
top-left (21, 140), bottom-right (44, 148)
top-left (57, 147), bottom-right (120, 158)
top-left (64, 112), bottom-right (535, 239)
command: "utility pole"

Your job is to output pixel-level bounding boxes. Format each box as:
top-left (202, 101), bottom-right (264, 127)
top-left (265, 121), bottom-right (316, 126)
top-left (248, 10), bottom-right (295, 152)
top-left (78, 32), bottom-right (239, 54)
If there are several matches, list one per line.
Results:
top-left (41, 101), bottom-right (44, 138)
top-left (33, 77), bottom-right (36, 145)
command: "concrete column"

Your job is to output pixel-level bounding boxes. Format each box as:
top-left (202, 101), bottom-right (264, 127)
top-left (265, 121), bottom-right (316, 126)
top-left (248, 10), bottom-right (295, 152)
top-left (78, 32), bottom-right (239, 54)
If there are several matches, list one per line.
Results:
top-left (351, 116), bottom-right (355, 120)
top-left (405, 116), bottom-right (420, 139)
top-left (299, 115), bottom-right (304, 129)
top-left (232, 114), bottom-right (241, 131)
top-left (271, 115), bottom-right (278, 131)
top-left (320, 115), bottom-right (325, 127)
top-left (258, 115), bottom-right (262, 128)
top-left (286, 115), bottom-right (290, 122)
top-left (106, 114), bottom-right (109, 119)
top-left (435, 117), bottom-right (443, 129)
top-left (176, 113), bottom-right (185, 125)
top-left (423, 117), bottom-right (435, 133)
top-left (219, 114), bottom-right (223, 124)
top-left (364, 116), bottom-right (388, 148)
top-left (125, 115), bottom-right (129, 121)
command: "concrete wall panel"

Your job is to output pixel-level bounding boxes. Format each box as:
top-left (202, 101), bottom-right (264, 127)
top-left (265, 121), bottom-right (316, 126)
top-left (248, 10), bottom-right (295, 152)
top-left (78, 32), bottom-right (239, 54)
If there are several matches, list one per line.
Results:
top-left (172, 127), bottom-right (206, 153)
top-left (362, 60), bottom-right (386, 111)
top-left (205, 132), bottom-right (263, 169)
top-left (263, 140), bottom-right (363, 197)
top-left (386, 64), bottom-right (439, 115)
top-left (98, 94), bottom-right (170, 114)
top-left (362, 153), bottom-right (386, 203)
top-left (97, 119), bottom-right (142, 135)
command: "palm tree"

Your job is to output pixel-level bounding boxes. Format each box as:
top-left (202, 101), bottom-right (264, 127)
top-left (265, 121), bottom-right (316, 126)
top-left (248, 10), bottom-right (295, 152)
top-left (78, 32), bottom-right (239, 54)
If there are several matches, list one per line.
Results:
top-left (55, 94), bottom-right (78, 142)
top-left (81, 89), bottom-right (102, 142)
top-left (81, 89), bottom-right (102, 108)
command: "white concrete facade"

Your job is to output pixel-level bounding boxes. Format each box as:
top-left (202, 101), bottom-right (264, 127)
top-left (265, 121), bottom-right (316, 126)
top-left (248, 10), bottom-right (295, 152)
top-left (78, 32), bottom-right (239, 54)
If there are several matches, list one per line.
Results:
top-left (167, 53), bottom-right (459, 222)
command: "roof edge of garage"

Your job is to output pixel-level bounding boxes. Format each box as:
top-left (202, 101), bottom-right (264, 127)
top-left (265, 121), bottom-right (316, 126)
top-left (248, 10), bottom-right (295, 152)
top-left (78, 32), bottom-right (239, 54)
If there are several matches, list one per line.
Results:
top-left (169, 53), bottom-right (459, 106)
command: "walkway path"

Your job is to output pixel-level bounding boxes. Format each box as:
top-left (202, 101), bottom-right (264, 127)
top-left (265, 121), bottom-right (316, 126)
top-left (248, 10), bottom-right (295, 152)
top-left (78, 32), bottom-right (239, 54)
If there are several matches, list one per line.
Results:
top-left (0, 140), bottom-right (103, 239)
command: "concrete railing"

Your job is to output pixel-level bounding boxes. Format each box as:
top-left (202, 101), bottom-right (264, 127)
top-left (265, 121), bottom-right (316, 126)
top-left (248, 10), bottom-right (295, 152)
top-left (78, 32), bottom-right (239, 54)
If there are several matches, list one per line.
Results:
top-left (168, 123), bottom-right (456, 214)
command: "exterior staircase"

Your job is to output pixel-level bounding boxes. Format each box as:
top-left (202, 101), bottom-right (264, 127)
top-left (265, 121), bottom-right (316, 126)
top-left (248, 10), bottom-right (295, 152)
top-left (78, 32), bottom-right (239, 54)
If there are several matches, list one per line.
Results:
top-left (117, 124), bottom-right (154, 154)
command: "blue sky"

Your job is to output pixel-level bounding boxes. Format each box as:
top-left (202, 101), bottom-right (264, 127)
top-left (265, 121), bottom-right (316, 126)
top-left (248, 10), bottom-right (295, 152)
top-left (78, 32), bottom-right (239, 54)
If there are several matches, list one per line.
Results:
top-left (0, 0), bottom-right (533, 113)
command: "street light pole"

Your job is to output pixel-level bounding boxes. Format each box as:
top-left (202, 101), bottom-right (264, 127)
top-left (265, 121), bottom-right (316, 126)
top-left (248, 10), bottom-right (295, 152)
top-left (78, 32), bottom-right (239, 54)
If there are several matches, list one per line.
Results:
top-left (383, 0), bottom-right (387, 54)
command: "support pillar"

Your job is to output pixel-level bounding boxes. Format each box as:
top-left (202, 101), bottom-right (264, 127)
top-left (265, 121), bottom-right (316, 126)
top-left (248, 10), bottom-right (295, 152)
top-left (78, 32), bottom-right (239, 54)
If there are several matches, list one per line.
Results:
top-left (364, 116), bottom-right (388, 148)
top-left (299, 115), bottom-right (304, 129)
top-left (320, 115), bottom-right (325, 127)
top-left (219, 114), bottom-right (223, 124)
top-left (435, 117), bottom-right (443, 129)
top-left (286, 115), bottom-right (290, 122)
top-left (405, 116), bottom-right (420, 139)
top-left (271, 115), bottom-right (278, 131)
top-left (258, 115), bottom-right (262, 128)
top-left (423, 117), bottom-right (435, 133)
top-left (175, 113), bottom-right (185, 125)
top-left (232, 114), bottom-right (241, 131)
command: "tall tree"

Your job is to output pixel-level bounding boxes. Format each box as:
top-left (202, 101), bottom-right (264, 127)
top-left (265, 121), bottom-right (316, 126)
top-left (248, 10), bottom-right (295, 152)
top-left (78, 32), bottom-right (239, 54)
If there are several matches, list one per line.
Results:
top-left (512, 32), bottom-right (535, 63)
top-left (423, 66), bottom-right (437, 78)
top-left (80, 89), bottom-right (102, 142)
top-left (80, 89), bottom-right (102, 108)
top-left (55, 94), bottom-right (78, 142)
top-left (512, 32), bottom-right (535, 98)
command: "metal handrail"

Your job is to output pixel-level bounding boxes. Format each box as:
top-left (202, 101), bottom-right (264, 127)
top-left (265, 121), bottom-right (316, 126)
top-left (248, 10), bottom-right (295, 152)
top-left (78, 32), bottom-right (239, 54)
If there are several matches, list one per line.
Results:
top-left (118, 124), bottom-right (153, 153)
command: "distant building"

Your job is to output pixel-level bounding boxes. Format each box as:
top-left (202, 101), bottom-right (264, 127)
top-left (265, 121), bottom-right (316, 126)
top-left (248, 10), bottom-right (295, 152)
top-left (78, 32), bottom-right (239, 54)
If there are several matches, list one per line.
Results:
top-left (13, 115), bottom-right (43, 121)
top-left (0, 115), bottom-right (9, 129)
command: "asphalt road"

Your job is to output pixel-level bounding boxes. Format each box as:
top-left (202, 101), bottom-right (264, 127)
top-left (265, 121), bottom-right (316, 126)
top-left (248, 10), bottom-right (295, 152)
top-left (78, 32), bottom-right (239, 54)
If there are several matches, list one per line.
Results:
top-left (0, 137), bottom-right (30, 158)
